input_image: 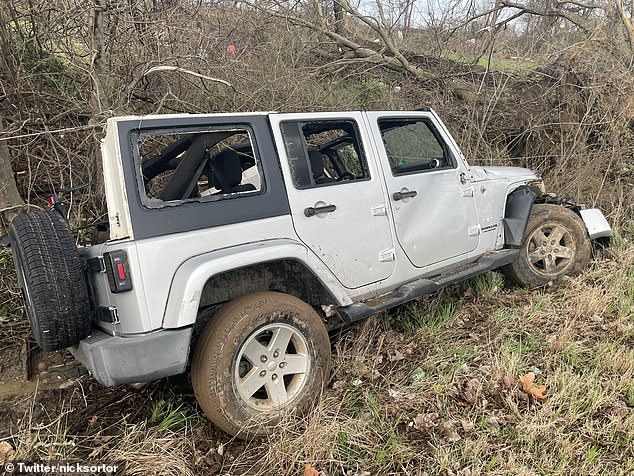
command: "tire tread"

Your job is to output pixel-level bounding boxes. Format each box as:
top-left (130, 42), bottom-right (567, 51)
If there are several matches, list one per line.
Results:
top-left (9, 211), bottom-right (91, 351)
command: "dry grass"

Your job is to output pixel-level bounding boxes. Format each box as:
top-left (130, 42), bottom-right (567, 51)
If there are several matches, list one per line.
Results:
top-left (0, 1), bottom-right (633, 473)
top-left (2, 240), bottom-right (632, 475)
top-left (225, 242), bottom-right (634, 475)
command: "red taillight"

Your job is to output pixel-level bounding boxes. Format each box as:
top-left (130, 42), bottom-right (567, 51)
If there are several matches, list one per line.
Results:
top-left (103, 250), bottom-right (133, 293)
top-left (117, 263), bottom-right (126, 280)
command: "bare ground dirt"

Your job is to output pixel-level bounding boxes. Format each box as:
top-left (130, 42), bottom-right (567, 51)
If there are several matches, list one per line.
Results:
top-left (0, 242), bottom-right (633, 476)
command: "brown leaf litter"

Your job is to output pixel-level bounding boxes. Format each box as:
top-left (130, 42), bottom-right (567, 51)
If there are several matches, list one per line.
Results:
top-left (519, 372), bottom-right (547, 401)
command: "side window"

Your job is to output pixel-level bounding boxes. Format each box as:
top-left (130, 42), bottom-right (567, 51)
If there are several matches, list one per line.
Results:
top-left (135, 127), bottom-right (262, 208)
top-left (280, 120), bottom-right (370, 189)
top-left (378, 119), bottom-right (454, 175)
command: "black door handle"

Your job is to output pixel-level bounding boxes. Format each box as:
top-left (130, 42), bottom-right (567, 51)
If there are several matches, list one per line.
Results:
top-left (304, 204), bottom-right (337, 217)
top-left (393, 190), bottom-right (417, 201)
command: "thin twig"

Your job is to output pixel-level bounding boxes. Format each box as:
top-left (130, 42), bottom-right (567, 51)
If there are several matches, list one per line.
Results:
top-left (143, 65), bottom-right (235, 89)
top-left (0, 124), bottom-right (104, 142)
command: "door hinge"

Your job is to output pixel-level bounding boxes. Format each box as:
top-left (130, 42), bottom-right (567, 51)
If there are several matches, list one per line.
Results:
top-left (379, 248), bottom-right (395, 262)
top-left (371, 204), bottom-right (388, 216)
top-left (86, 256), bottom-right (106, 273)
top-left (468, 225), bottom-right (481, 236)
top-left (97, 306), bottom-right (120, 324)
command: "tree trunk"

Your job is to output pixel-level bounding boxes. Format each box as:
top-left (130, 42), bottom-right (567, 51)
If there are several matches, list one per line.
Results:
top-left (0, 9), bottom-right (26, 232)
top-left (90, 0), bottom-right (111, 113)
top-left (0, 118), bottom-right (25, 232)
top-left (0, 8), bottom-right (17, 86)
top-left (403, 0), bottom-right (414, 36)
top-left (89, 0), bottom-right (111, 197)
top-left (614, 0), bottom-right (634, 50)
top-left (333, 0), bottom-right (344, 34)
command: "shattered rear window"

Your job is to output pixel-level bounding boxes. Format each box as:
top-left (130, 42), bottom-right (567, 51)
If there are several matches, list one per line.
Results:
top-left (134, 127), bottom-right (262, 208)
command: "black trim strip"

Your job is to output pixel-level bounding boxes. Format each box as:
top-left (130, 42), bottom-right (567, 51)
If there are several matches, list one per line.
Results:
top-left (338, 249), bottom-right (519, 324)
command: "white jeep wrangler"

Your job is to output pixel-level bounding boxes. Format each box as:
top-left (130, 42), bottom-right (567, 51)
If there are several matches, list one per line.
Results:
top-left (9, 109), bottom-right (612, 436)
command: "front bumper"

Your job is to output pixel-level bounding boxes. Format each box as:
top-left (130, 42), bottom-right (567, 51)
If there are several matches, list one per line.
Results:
top-left (70, 327), bottom-right (192, 387)
top-left (579, 208), bottom-right (613, 240)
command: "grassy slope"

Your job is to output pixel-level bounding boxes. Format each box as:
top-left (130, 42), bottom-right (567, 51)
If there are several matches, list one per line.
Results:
top-left (2, 238), bottom-right (632, 476)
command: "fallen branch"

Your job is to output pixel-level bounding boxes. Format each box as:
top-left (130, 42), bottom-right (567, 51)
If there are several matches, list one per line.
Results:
top-left (143, 66), bottom-right (234, 89)
top-left (615, 0), bottom-right (634, 50)
top-left (241, 0), bottom-right (475, 99)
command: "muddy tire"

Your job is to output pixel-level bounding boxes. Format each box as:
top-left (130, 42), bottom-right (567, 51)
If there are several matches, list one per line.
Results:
top-left (9, 211), bottom-right (91, 351)
top-left (191, 291), bottom-right (331, 437)
top-left (502, 204), bottom-right (591, 288)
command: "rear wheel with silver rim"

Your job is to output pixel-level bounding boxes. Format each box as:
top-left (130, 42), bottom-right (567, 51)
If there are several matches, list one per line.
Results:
top-left (191, 292), bottom-right (331, 437)
top-left (502, 204), bottom-right (591, 288)
top-left (235, 323), bottom-right (310, 410)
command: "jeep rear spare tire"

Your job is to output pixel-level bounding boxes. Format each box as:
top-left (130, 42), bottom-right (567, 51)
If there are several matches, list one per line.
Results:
top-left (191, 291), bottom-right (331, 436)
top-left (9, 211), bottom-right (91, 351)
top-left (502, 204), bottom-right (591, 288)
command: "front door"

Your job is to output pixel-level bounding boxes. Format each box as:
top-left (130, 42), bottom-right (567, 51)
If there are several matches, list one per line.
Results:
top-left (270, 113), bottom-right (395, 289)
top-left (365, 112), bottom-right (480, 269)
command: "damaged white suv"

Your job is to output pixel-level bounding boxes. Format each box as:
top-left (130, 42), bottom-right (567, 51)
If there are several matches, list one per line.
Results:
top-left (9, 109), bottom-right (612, 436)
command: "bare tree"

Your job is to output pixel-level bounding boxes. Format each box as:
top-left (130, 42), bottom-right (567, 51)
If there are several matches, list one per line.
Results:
top-left (500, 0), bottom-right (634, 58)
top-left (333, 0), bottom-right (344, 33)
top-left (615, 0), bottom-right (634, 49)
top-left (0, 119), bottom-right (25, 231)
top-left (242, 0), bottom-right (472, 96)
top-left (0, 9), bottom-right (25, 230)
top-left (90, 0), bottom-right (112, 113)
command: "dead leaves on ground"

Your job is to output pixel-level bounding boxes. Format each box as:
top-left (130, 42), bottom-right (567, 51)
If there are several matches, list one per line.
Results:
top-left (519, 372), bottom-right (547, 402)
top-left (459, 378), bottom-right (482, 404)
top-left (0, 441), bottom-right (15, 464)
top-left (304, 464), bottom-right (319, 476)
top-left (409, 371), bottom-right (548, 444)
top-left (413, 412), bottom-right (440, 432)
top-left (412, 413), bottom-right (474, 442)
top-left (88, 414), bottom-right (99, 428)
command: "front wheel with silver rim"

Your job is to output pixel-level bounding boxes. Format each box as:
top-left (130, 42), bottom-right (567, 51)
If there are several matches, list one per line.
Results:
top-left (191, 292), bottom-right (331, 437)
top-left (502, 204), bottom-right (592, 288)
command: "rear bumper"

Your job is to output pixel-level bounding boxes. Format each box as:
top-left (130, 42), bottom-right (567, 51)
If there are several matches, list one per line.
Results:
top-left (70, 327), bottom-right (192, 387)
top-left (579, 208), bottom-right (613, 240)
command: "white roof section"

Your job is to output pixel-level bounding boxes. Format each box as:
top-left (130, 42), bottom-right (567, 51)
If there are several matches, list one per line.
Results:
top-left (107, 111), bottom-right (276, 126)
top-left (106, 109), bottom-right (436, 126)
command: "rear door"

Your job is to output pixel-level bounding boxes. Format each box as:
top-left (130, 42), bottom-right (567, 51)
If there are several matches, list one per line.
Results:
top-left (269, 113), bottom-right (395, 289)
top-left (365, 111), bottom-right (480, 269)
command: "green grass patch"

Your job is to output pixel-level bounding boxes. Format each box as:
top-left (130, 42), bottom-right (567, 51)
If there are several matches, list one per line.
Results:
top-left (149, 399), bottom-right (196, 432)
top-left (493, 307), bottom-right (513, 322)
top-left (335, 387), bottom-right (415, 468)
top-left (607, 265), bottom-right (634, 319)
top-left (463, 271), bottom-right (504, 296)
top-left (528, 294), bottom-right (549, 319)
top-left (442, 52), bottom-right (537, 72)
top-left (0, 248), bottom-right (13, 270)
top-left (431, 342), bottom-right (483, 378)
top-left (398, 300), bottom-right (458, 333)
top-left (560, 340), bottom-right (594, 372)
top-left (501, 331), bottom-right (542, 359)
